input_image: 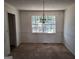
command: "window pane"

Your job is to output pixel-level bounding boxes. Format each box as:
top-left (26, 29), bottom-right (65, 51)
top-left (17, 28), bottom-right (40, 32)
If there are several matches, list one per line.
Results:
top-left (52, 25), bottom-right (56, 29)
top-left (32, 25), bottom-right (37, 32)
top-left (32, 16), bottom-right (36, 24)
top-left (37, 24), bottom-right (43, 32)
top-left (53, 28), bottom-right (56, 33)
top-left (45, 16), bottom-right (53, 24)
top-left (32, 27), bottom-right (37, 32)
top-left (32, 16), bottom-right (56, 33)
top-left (43, 24), bottom-right (47, 32)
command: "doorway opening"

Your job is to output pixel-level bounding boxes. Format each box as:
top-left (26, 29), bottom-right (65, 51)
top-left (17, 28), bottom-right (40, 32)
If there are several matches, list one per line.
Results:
top-left (8, 13), bottom-right (16, 52)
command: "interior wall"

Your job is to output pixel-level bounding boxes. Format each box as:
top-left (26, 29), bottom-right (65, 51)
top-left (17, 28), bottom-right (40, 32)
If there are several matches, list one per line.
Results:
top-left (20, 10), bottom-right (64, 43)
top-left (64, 3), bottom-right (75, 55)
top-left (4, 2), bottom-right (20, 56)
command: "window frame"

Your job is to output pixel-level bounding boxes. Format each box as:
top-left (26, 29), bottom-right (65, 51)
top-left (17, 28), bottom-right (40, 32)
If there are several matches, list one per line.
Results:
top-left (31, 16), bottom-right (56, 34)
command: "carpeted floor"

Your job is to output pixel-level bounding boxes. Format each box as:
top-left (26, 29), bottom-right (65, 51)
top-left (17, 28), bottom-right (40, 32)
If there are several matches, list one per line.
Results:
top-left (11, 43), bottom-right (75, 59)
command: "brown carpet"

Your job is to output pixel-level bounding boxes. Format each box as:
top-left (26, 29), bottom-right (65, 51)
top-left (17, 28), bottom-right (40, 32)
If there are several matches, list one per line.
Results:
top-left (12, 43), bottom-right (75, 59)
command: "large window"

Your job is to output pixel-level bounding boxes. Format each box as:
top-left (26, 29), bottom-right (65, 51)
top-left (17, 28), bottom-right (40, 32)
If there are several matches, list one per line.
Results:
top-left (32, 16), bottom-right (56, 33)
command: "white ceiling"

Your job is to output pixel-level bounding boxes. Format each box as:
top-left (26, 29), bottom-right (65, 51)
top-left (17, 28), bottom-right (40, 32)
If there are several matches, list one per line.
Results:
top-left (5, 0), bottom-right (75, 10)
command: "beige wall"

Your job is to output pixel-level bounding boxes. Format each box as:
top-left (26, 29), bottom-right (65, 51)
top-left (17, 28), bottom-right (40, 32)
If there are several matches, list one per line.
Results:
top-left (20, 11), bottom-right (64, 43)
top-left (4, 2), bottom-right (20, 56)
top-left (64, 4), bottom-right (75, 55)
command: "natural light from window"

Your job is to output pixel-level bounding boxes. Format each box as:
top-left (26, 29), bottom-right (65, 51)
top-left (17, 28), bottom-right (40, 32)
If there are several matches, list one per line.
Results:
top-left (32, 16), bottom-right (56, 33)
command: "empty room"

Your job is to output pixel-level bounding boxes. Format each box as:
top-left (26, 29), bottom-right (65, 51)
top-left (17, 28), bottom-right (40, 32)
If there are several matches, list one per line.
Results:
top-left (4, 0), bottom-right (75, 59)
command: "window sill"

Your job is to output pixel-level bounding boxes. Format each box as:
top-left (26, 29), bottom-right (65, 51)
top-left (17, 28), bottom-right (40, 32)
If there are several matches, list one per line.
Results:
top-left (32, 32), bottom-right (56, 35)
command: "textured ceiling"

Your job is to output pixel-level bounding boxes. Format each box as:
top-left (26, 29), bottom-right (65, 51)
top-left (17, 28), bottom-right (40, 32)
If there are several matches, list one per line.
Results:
top-left (5, 0), bottom-right (75, 10)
